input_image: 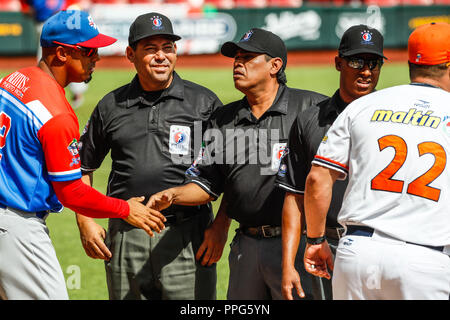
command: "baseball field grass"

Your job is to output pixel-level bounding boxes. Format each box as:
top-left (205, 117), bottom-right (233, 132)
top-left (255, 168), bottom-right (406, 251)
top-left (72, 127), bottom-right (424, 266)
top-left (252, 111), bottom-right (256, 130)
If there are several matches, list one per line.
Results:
top-left (0, 62), bottom-right (409, 300)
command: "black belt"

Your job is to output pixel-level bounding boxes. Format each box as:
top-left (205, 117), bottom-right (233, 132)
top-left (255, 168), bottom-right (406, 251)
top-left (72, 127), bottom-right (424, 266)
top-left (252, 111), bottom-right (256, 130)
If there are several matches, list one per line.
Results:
top-left (240, 225), bottom-right (281, 238)
top-left (163, 210), bottom-right (201, 226)
top-left (325, 227), bottom-right (345, 240)
top-left (346, 225), bottom-right (445, 253)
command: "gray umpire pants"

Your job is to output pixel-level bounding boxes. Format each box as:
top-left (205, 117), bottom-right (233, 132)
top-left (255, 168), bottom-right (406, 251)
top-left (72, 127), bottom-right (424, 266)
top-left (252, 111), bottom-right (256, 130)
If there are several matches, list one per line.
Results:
top-left (0, 206), bottom-right (68, 300)
top-left (227, 231), bottom-right (315, 300)
top-left (104, 211), bottom-right (216, 300)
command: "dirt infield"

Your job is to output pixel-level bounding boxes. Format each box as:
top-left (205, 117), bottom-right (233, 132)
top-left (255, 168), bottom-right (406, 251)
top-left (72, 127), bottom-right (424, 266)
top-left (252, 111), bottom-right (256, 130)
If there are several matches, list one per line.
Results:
top-left (0, 49), bottom-right (408, 70)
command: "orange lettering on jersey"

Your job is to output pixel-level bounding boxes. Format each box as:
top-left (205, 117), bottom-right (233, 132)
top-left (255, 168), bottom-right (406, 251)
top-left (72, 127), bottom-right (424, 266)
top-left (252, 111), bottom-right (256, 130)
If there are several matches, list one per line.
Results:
top-left (371, 135), bottom-right (406, 194)
top-left (372, 135), bottom-right (446, 202)
top-left (406, 142), bottom-right (446, 202)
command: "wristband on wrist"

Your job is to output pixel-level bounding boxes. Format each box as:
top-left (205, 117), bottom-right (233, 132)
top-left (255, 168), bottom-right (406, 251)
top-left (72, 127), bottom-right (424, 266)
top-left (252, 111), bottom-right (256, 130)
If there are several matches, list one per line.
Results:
top-left (306, 235), bottom-right (327, 245)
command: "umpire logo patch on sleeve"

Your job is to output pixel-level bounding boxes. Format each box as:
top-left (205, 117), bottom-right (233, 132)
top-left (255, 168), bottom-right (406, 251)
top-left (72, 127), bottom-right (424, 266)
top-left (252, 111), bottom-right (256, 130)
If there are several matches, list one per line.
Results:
top-left (271, 143), bottom-right (287, 171)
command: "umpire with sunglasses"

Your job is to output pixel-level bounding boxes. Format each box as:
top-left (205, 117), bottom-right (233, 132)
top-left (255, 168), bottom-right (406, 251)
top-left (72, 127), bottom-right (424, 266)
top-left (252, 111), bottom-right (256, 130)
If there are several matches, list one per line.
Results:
top-left (276, 24), bottom-right (386, 300)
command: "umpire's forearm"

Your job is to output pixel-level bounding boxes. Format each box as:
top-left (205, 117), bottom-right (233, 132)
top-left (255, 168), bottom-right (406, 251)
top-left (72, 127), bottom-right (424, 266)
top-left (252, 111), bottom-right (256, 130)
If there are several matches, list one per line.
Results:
top-left (282, 193), bottom-right (304, 270)
top-left (171, 182), bottom-right (215, 206)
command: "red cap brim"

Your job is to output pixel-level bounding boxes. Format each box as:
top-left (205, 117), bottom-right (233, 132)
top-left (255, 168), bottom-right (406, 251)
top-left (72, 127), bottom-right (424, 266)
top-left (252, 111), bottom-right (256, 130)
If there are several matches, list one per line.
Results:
top-left (77, 33), bottom-right (117, 48)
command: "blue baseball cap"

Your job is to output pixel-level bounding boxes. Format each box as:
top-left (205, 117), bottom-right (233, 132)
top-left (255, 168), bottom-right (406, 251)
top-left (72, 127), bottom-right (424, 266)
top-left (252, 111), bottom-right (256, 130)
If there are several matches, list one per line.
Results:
top-left (40, 10), bottom-right (117, 48)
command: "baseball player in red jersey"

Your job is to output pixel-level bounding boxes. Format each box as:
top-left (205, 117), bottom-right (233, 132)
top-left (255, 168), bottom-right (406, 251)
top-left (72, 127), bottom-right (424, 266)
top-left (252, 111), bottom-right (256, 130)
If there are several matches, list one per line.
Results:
top-left (303, 22), bottom-right (450, 299)
top-left (0, 10), bottom-right (165, 300)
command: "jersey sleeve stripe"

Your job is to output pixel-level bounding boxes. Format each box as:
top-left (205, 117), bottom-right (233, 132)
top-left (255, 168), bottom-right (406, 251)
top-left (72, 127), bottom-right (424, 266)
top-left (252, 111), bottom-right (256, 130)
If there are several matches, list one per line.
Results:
top-left (189, 179), bottom-right (220, 199)
top-left (48, 169), bottom-right (81, 181)
top-left (313, 155), bottom-right (349, 170)
top-left (312, 156), bottom-right (348, 179)
top-left (1, 88), bottom-right (43, 128)
top-left (48, 170), bottom-right (82, 182)
top-left (48, 169), bottom-right (82, 176)
top-left (275, 182), bottom-right (304, 194)
top-left (311, 159), bottom-right (348, 177)
top-left (26, 100), bottom-right (53, 125)
top-left (80, 166), bottom-right (98, 172)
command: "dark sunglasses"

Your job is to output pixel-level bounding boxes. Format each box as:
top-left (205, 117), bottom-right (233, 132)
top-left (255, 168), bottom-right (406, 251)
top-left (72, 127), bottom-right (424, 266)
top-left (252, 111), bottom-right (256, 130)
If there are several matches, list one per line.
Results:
top-left (344, 57), bottom-right (383, 70)
top-left (53, 41), bottom-right (98, 57)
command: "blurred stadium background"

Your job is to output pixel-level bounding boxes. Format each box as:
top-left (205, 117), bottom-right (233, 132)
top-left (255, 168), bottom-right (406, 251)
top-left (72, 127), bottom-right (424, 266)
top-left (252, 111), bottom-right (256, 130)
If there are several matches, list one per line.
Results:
top-left (0, 0), bottom-right (448, 300)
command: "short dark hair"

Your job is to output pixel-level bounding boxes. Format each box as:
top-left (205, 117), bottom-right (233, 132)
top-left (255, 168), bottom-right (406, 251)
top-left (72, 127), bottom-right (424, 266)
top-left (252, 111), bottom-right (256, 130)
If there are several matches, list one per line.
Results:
top-left (129, 42), bottom-right (138, 51)
top-left (264, 54), bottom-right (287, 84)
top-left (409, 62), bottom-right (448, 79)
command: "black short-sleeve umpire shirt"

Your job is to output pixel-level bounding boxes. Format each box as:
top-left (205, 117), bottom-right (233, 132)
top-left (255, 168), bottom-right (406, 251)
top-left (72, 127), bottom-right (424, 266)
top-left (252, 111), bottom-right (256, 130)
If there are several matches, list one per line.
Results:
top-left (186, 85), bottom-right (326, 227)
top-left (275, 89), bottom-right (348, 228)
top-left (79, 72), bottom-right (222, 207)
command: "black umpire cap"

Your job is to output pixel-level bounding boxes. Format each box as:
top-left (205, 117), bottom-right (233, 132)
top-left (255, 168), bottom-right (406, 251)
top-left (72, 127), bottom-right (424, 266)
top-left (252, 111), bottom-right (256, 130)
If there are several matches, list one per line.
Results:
top-left (221, 28), bottom-right (288, 83)
top-left (128, 12), bottom-right (181, 46)
top-left (338, 24), bottom-right (387, 59)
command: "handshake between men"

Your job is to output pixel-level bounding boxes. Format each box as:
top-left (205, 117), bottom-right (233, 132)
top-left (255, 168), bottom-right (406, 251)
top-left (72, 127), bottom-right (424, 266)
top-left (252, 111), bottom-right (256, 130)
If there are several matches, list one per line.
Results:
top-left (78, 182), bottom-right (223, 264)
top-left (122, 196), bottom-right (167, 237)
top-left (146, 183), bottom-right (214, 213)
top-left (121, 192), bottom-right (172, 238)
top-left (144, 183), bottom-right (227, 267)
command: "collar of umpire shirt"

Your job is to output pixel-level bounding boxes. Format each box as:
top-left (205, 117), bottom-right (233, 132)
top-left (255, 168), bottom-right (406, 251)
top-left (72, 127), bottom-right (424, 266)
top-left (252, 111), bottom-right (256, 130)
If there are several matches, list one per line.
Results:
top-left (322, 89), bottom-right (348, 119)
top-left (126, 71), bottom-right (184, 108)
top-left (234, 84), bottom-right (288, 125)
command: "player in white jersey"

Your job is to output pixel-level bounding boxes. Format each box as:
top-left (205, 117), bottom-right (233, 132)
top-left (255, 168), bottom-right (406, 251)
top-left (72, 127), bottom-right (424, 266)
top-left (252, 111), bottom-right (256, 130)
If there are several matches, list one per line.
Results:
top-left (302, 22), bottom-right (450, 300)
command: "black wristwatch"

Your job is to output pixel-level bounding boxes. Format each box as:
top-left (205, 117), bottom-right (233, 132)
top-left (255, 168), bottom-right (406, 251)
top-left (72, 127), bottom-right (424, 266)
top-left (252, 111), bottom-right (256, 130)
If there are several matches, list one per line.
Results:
top-left (306, 235), bottom-right (327, 245)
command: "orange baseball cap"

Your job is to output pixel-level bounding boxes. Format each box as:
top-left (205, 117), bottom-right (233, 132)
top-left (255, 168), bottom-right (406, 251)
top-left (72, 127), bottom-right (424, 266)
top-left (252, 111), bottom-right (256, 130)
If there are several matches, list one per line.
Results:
top-left (408, 22), bottom-right (450, 66)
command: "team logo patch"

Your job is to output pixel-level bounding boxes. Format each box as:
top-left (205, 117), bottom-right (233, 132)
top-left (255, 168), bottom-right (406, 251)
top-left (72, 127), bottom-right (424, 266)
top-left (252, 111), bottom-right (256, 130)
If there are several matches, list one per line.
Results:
top-left (271, 143), bottom-right (287, 171)
top-left (67, 139), bottom-right (79, 156)
top-left (151, 16), bottom-right (164, 30)
top-left (240, 30), bottom-right (253, 42)
top-left (68, 139), bottom-right (80, 167)
top-left (169, 125), bottom-right (191, 155)
top-left (361, 30), bottom-right (374, 45)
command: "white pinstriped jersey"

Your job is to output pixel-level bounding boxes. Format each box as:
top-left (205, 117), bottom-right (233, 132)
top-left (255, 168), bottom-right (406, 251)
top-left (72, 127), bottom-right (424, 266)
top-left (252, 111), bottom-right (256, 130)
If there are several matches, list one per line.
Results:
top-left (313, 84), bottom-right (450, 247)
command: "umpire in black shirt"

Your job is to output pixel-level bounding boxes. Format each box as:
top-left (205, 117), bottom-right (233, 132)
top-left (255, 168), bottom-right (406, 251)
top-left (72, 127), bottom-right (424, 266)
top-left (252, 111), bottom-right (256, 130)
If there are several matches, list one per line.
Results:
top-left (275, 24), bottom-right (386, 300)
top-left (76, 12), bottom-right (222, 300)
top-left (148, 28), bottom-right (326, 299)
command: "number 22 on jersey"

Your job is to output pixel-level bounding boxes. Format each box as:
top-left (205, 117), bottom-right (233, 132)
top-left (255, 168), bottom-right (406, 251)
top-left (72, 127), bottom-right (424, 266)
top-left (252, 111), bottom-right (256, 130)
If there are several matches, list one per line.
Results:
top-left (371, 134), bottom-right (446, 202)
top-left (0, 111), bottom-right (11, 161)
